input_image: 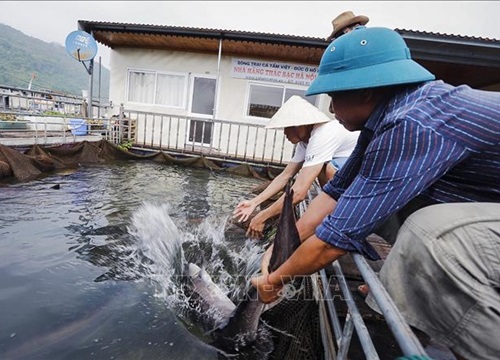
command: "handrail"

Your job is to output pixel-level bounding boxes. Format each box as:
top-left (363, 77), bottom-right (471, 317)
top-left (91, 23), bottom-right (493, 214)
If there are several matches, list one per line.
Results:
top-left (0, 84), bottom-right (109, 118)
top-left (352, 253), bottom-right (427, 356)
top-left (0, 115), bottom-right (105, 147)
top-left (118, 106), bottom-right (294, 167)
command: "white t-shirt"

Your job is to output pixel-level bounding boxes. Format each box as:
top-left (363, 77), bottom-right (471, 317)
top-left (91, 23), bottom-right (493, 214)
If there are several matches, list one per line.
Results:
top-left (291, 121), bottom-right (360, 168)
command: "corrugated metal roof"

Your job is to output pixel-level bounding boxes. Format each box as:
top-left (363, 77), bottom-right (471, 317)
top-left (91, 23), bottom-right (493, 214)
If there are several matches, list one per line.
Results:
top-left (78, 20), bottom-right (328, 45)
top-left (78, 20), bottom-right (329, 65)
top-left (395, 28), bottom-right (500, 44)
top-left (79, 21), bottom-right (500, 45)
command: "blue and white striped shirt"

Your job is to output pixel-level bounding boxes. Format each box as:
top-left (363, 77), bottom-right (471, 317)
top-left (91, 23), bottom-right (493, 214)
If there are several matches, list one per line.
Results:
top-left (317, 80), bottom-right (500, 260)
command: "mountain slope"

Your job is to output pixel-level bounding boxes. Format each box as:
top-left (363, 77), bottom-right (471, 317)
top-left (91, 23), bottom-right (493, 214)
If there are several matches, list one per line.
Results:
top-left (0, 23), bottom-right (109, 100)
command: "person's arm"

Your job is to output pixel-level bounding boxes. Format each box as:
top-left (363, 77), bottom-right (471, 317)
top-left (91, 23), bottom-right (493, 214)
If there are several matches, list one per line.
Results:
top-left (246, 162), bottom-right (324, 238)
top-left (233, 161), bottom-right (302, 223)
top-left (259, 190), bottom-right (337, 274)
top-left (251, 234), bottom-right (346, 303)
top-left (296, 191), bottom-right (337, 241)
top-left (251, 179), bottom-right (342, 303)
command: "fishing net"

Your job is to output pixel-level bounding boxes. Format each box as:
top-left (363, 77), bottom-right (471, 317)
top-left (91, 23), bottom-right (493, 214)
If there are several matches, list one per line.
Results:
top-left (220, 199), bottom-right (325, 360)
top-left (0, 140), bottom-right (279, 183)
top-left (260, 276), bottom-right (325, 360)
top-left (212, 275), bottom-right (325, 360)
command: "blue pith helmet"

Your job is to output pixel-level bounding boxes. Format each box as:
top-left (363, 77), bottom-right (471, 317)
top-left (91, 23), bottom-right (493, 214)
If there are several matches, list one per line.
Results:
top-left (306, 27), bottom-right (435, 95)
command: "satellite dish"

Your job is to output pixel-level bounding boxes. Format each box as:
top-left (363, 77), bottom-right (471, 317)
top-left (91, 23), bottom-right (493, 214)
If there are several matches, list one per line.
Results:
top-left (65, 30), bottom-right (98, 62)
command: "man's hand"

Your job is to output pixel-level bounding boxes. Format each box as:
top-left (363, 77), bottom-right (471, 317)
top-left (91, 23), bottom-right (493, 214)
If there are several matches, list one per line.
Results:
top-left (246, 212), bottom-right (266, 239)
top-left (251, 273), bottom-right (282, 304)
top-left (233, 199), bottom-right (258, 223)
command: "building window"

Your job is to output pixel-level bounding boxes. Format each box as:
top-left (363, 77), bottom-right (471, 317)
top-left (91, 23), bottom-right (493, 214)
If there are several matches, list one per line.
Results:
top-left (156, 74), bottom-right (185, 107)
top-left (128, 71), bottom-right (155, 104)
top-left (247, 83), bottom-right (317, 118)
top-left (127, 70), bottom-right (187, 107)
top-left (248, 84), bottom-right (282, 118)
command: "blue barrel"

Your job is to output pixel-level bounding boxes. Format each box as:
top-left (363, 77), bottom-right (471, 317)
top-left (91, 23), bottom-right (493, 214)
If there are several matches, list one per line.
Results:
top-left (69, 119), bottom-right (88, 135)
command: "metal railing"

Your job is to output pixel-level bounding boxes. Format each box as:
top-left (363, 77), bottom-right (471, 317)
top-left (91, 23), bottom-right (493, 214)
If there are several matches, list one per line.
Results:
top-left (118, 106), bottom-right (295, 167)
top-left (300, 182), bottom-right (428, 359)
top-left (0, 114), bottom-right (109, 147)
top-left (0, 85), bottom-right (115, 147)
top-left (0, 84), bottom-right (108, 118)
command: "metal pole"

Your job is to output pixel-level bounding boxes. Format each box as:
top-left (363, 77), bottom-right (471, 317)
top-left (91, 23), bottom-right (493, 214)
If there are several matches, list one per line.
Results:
top-left (98, 56), bottom-right (102, 118)
top-left (87, 30), bottom-right (95, 119)
top-left (352, 253), bottom-right (428, 356)
top-left (332, 261), bottom-right (380, 360)
top-left (87, 58), bottom-right (94, 118)
top-left (213, 38), bottom-right (222, 120)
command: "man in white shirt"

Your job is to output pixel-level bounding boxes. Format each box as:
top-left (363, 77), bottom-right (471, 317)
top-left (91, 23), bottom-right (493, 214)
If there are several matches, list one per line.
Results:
top-left (233, 95), bottom-right (359, 239)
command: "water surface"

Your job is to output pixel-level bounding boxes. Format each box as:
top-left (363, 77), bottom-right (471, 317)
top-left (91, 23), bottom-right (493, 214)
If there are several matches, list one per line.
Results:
top-left (0, 161), bottom-right (264, 360)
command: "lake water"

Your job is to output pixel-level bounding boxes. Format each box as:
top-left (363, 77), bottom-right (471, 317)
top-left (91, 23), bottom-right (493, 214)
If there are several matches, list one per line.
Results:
top-left (0, 161), bottom-right (265, 360)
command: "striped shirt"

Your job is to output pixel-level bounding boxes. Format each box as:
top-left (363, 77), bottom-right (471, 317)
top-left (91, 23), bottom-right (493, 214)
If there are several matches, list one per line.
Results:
top-left (317, 80), bottom-right (500, 260)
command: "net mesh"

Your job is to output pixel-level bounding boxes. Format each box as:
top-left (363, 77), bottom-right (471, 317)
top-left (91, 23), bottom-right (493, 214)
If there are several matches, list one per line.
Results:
top-left (0, 140), bottom-right (277, 183)
top-left (260, 276), bottom-right (325, 360)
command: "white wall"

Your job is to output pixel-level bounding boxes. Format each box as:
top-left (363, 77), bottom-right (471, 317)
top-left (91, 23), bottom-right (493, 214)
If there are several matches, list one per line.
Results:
top-left (109, 47), bottom-right (332, 122)
top-left (108, 47), bottom-right (333, 163)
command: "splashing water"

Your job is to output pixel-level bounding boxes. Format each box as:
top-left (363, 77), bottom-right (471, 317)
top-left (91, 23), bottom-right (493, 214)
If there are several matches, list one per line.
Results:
top-left (123, 201), bottom-right (266, 332)
top-left (126, 201), bottom-right (184, 305)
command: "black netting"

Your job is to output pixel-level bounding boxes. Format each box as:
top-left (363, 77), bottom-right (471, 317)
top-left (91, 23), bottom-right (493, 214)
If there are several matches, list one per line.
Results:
top-left (260, 277), bottom-right (325, 360)
top-left (0, 140), bottom-right (279, 183)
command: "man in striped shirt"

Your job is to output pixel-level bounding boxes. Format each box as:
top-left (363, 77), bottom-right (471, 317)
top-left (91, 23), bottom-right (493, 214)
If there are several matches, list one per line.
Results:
top-left (252, 27), bottom-right (500, 360)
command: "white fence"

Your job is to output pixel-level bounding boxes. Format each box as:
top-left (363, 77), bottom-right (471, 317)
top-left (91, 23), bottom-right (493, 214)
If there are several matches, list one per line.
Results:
top-left (119, 107), bottom-right (295, 166)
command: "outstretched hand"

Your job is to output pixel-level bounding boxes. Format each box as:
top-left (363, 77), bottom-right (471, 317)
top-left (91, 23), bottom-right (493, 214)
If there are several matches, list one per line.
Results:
top-left (233, 200), bottom-right (257, 223)
top-left (246, 214), bottom-right (265, 239)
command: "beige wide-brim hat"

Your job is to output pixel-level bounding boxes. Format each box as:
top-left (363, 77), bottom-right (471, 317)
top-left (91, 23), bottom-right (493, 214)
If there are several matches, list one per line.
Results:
top-left (326, 11), bottom-right (369, 42)
top-left (265, 95), bottom-right (331, 129)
